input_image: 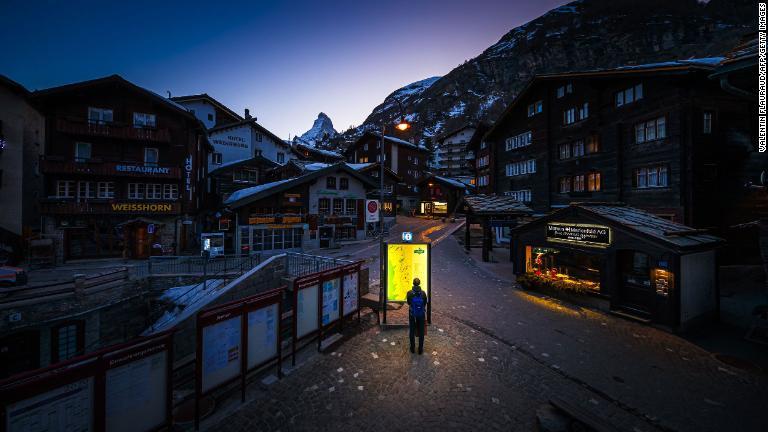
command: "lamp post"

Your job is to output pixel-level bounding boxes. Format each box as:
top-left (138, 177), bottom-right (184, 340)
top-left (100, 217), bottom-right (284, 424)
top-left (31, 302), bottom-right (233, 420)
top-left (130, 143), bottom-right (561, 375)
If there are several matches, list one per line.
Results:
top-left (379, 96), bottom-right (410, 324)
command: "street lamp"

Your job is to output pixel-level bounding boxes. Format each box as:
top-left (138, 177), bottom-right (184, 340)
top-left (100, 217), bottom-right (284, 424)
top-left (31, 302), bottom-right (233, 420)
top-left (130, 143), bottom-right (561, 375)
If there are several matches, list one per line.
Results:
top-left (379, 95), bottom-right (409, 325)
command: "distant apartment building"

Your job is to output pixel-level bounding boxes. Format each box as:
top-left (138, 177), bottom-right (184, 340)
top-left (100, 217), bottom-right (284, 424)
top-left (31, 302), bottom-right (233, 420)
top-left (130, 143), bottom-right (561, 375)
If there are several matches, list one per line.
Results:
top-left (0, 75), bottom-right (45, 262)
top-left (32, 75), bottom-right (211, 261)
top-left (433, 124), bottom-right (479, 179)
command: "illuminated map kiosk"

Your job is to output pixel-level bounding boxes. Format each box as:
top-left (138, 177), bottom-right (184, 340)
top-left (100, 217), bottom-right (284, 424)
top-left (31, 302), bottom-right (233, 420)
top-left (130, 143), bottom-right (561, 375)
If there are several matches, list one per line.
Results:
top-left (382, 242), bottom-right (432, 325)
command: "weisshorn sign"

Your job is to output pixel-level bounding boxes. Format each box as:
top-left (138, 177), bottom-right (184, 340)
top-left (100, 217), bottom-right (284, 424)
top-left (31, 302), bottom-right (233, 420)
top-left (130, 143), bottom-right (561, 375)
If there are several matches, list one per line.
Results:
top-left (546, 223), bottom-right (611, 247)
top-left (111, 203), bottom-right (175, 213)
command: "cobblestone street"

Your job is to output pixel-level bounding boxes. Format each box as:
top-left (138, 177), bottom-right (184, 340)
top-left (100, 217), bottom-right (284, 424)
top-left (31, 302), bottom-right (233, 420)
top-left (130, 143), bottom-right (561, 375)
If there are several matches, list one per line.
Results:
top-left (211, 229), bottom-right (768, 432)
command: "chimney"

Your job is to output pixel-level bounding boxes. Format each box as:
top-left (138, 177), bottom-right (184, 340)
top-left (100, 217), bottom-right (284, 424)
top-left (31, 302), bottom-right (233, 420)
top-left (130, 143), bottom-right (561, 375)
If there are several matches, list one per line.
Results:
top-left (244, 108), bottom-right (252, 119)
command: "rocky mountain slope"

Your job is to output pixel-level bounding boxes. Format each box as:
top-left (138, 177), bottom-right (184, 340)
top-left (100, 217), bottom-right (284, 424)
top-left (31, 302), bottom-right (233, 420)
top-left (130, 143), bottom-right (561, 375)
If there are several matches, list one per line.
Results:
top-left (342, 0), bottom-right (754, 145)
top-left (299, 112), bottom-right (338, 145)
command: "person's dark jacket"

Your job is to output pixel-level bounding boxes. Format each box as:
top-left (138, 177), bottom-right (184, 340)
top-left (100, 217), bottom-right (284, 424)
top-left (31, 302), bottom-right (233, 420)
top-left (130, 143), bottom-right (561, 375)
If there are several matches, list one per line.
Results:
top-left (406, 286), bottom-right (427, 316)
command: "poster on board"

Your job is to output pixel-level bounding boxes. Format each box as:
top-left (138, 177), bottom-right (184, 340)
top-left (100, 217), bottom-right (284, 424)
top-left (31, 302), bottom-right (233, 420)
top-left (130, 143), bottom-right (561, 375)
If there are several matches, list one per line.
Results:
top-left (105, 351), bottom-right (167, 432)
top-left (247, 303), bottom-right (279, 369)
top-left (386, 243), bottom-right (429, 302)
top-left (342, 271), bottom-right (359, 316)
top-left (201, 316), bottom-right (242, 393)
top-left (321, 277), bottom-right (340, 326)
top-left (6, 377), bottom-right (94, 432)
top-left (296, 284), bottom-right (319, 338)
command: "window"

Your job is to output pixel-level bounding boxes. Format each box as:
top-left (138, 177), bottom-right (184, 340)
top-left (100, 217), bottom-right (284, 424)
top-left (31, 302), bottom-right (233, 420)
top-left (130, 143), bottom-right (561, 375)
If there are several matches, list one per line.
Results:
top-left (212, 153), bottom-right (223, 164)
top-left (345, 199), bottom-right (357, 214)
top-left (88, 107), bottom-right (113, 124)
top-left (207, 113), bottom-right (214, 121)
top-left (504, 189), bottom-right (532, 202)
top-left (703, 112), bottom-right (712, 134)
top-left (51, 321), bottom-right (83, 363)
top-left (616, 83), bottom-right (643, 107)
top-left (559, 177), bottom-right (571, 193)
top-left (128, 183), bottom-right (145, 199)
top-left (133, 112), bottom-right (156, 128)
top-left (579, 102), bottom-right (589, 120)
top-left (146, 184), bottom-right (162, 199)
top-left (619, 250), bottom-right (651, 289)
top-left (339, 178), bottom-right (349, 190)
top-left (332, 198), bottom-right (344, 214)
top-left (75, 142), bottom-right (91, 162)
top-left (233, 169), bottom-right (258, 183)
top-left (573, 174), bottom-right (585, 192)
top-left (505, 159), bottom-right (536, 177)
top-left (57, 180), bottom-right (75, 198)
top-left (277, 152), bottom-right (285, 163)
top-left (587, 172), bottom-right (601, 191)
top-left (635, 117), bottom-right (666, 143)
top-left (144, 148), bottom-right (159, 166)
top-left (97, 181), bottom-right (114, 198)
top-left (586, 135), bottom-right (599, 154)
top-left (634, 165), bottom-right (668, 188)
top-left (480, 141), bottom-right (487, 150)
top-left (359, 156), bottom-right (368, 163)
top-left (557, 86), bottom-right (565, 98)
top-left (318, 198), bottom-right (330, 214)
top-left (559, 143), bottom-right (571, 160)
top-left (414, 157), bottom-right (419, 165)
top-left (566, 83), bottom-right (573, 93)
top-left (163, 184), bottom-right (179, 199)
top-left (363, 143), bottom-right (369, 151)
top-left (326, 176), bottom-right (336, 189)
top-left (77, 181), bottom-right (94, 199)
top-left (505, 131), bottom-right (532, 150)
top-left (478, 175), bottom-right (489, 186)
top-left (563, 108), bottom-right (576, 125)
top-left (573, 139), bottom-right (585, 157)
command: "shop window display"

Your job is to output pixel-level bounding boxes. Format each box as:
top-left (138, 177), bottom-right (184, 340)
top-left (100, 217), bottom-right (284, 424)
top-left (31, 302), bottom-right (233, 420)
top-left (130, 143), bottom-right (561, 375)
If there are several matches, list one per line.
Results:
top-left (521, 246), bottom-right (601, 293)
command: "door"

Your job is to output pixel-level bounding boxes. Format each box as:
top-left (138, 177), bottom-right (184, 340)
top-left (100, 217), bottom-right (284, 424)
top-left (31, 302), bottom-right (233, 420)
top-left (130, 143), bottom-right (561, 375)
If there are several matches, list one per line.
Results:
top-left (319, 227), bottom-right (333, 248)
top-left (133, 225), bottom-right (149, 259)
top-left (616, 250), bottom-right (654, 316)
top-left (0, 330), bottom-right (40, 379)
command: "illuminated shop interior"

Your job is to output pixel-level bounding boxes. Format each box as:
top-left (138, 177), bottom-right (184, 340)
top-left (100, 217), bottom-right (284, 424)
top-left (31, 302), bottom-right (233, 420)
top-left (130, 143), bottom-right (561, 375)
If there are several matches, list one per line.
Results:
top-left (525, 246), bottom-right (601, 292)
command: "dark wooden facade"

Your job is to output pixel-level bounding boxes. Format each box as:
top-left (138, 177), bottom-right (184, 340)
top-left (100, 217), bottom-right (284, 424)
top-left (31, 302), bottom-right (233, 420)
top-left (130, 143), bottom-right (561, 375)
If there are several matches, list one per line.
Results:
top-left (417, 175), bottom-right (467, 217)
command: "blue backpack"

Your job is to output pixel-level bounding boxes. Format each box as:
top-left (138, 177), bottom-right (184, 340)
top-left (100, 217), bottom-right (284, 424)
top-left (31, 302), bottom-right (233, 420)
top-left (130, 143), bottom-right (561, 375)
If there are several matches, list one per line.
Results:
top-left (411, 292), bottom-right (426, 319)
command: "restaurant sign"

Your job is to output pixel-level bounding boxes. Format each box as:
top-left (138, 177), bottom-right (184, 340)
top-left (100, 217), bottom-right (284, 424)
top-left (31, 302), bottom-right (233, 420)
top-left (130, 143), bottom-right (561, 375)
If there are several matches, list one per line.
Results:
top-left (115, 165), bottom-right (170, 175)
top-left (111, 203), bottom-right (176, 213)
top-left (546, 223), bottom-right (611, 247)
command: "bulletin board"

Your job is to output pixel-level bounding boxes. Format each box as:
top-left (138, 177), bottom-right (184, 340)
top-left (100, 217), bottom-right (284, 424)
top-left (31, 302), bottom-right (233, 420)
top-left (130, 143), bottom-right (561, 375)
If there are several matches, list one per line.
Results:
top-left (6, 376), bottom-right (95, 432)
top-left (246, 303), bottom-right (279, 370)
top-left (201, 314), bottom-right (242, 393)
top-left (295, 276), bottom-right (320, 339)
top-left (342, 264), bottom-right (360, 317)
top-left (321, 272), bottom-right (341, 327)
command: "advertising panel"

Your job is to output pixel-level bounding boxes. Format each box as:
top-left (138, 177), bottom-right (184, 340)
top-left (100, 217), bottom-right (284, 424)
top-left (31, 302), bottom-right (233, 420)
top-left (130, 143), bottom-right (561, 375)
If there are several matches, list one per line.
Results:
top-left (386, 243), bottom-right (429, 302)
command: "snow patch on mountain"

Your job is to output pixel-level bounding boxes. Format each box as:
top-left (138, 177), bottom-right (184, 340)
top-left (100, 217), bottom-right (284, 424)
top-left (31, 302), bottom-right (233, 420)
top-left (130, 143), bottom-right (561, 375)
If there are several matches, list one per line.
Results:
top-left (300, 112), bottom-right (337, 145)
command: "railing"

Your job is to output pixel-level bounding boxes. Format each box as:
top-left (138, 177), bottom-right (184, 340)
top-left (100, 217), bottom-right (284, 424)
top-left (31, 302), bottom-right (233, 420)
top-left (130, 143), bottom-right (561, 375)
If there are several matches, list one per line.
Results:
top-left (0, 268), bottom-right (129, 306)
top-left (40, 156), bottom-right (181, 179)
top-left (133, 253), bottom-right (262, 278)
top-left (285, 252), bottom-right (354, 277)
top-left (56, 118), bottom-right (172, 143)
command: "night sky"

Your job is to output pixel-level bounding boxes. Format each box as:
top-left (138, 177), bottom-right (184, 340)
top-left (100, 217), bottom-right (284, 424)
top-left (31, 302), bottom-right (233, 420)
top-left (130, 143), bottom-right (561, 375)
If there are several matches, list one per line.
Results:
top-left (1, 0), bottom-right (567, 138)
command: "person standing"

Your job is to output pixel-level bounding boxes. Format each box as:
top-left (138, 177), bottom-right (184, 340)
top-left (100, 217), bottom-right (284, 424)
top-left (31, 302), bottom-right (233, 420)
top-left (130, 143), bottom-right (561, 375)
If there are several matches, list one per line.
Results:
top-left (406, 278), bottom-right (427, 354)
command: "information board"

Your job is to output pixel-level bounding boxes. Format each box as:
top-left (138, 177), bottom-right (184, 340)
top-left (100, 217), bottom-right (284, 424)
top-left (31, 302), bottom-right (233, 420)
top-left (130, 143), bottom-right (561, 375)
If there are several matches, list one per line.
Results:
top-left (321, 277), bottom-right (341, 326)
top-left (247, 303), bottom-right (279, 369)
top-left (386, 243), bottom-right (430, 302)
top-left (6, 377), bottom-right (94, 432)
top-left (296, 284), bottom-right (319, 338)
top-left (105, 351), bottom-right (167, 432)
top-left (342, 270), bottom-right (359, 316)
top-left (201, 316), bottom-right (242, 393)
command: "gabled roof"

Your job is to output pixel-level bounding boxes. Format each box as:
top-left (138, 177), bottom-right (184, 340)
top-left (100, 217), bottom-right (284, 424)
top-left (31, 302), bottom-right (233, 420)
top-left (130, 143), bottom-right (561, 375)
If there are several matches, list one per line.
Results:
top-left (209, 118), bottom-right (288, 149)
top-left (462, 194), bottom-right (533, 215)
top-left (514, 203), bottom-right (723, 251)
top-left (31, 74), bottom-right (196, 120)
top-left (345, 132), bottom-right (430, 155)
top-left (435, 123), bottom-right (477, 144)
top-left (209, 155), bottom-right (279, 175)
top-left (0, 75), bottom-right (30, 98)
top-left (170, 93), bottom-right (244, 124)
top-left (417, 174), bottom-right (469, 190)
top-left (293, 142), bottom-right (344, 160)
top-left (485, 58), bottom-right (723, 140)
top-left (225, 162), bottom-right (378, 208)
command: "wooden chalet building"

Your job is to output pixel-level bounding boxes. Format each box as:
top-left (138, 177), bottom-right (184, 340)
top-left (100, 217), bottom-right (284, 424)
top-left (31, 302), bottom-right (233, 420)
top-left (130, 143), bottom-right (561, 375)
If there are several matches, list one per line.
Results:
top-left (344, 132), bottom-right (429, 213)
top-left (292, 142), bottom-right (345, 163)
top-left (32, 75), bottom-right (211, 261)
top-left (417, 174), bottom-right (470, 217)
top-left (486, 57), bottom-right (759, 245)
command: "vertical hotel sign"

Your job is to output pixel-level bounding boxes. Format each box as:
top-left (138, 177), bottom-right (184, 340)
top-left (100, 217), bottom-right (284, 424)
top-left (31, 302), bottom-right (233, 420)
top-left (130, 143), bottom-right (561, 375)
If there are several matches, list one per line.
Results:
top-left (185, 155), bottom-right (193, 200)
top-left (759, 2), bottom-right (767, 153)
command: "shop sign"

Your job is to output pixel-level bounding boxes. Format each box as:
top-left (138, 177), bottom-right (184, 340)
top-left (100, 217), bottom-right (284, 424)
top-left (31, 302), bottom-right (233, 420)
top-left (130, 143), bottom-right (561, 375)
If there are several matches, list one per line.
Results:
top-left (110, 203), bottom-right (175, 213)
top-left (115, 165), bottom-right (170, 175)
top-left (433, 201), bottom-right (448, 214)
top-left (282, 216), bottom-right (302, 224)
top-left (546, 223), bottom-right (611, 247)
top-left (249, 216), bottom-right (275, 225)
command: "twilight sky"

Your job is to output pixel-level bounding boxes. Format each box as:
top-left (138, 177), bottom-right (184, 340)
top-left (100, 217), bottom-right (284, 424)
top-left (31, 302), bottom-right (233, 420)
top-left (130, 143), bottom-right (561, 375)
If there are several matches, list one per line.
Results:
top-left (0, 0), bottom-right (567, 138)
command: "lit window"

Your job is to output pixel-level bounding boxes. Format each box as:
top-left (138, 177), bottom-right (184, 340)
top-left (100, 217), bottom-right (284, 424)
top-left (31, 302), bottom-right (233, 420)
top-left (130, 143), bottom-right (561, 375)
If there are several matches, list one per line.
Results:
top-left (333, 198), bottom-right (344, 214)
top-left (587, 172), bottom-right (601, 191)
top-left (573, 140), bottom-right (584, 157)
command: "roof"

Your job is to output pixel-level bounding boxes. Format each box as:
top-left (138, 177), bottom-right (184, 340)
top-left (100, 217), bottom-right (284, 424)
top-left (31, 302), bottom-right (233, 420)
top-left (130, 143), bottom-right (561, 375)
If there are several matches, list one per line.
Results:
top-left (0, 75), bottom-right (30, 98)
top-left (462, 195), bottom-right (533, 215)
top-left (514, 203), bottom-right (723, 251)
top-left (209, 155), bottom-right (279, 175)
top-left (170, 93), bottom-right (244, 124)
top-left (31, 75), bottom-right (196, 120)
top-left (225, 162), bottom-right (378, 208)
top-left (711, 34), bottom-right (758, 77)
top-left (418, 174), bottom-right (468, 190)
top-left (209, 118), bottom-right (287, 149)
top-left (293, 142), bottom-right (344, 160)
top-left (346, 132), bottom-right (430, 155)
top-left (485, 57), bottom-right (724, 140)
top-left (435, 123), bottom-right (477, 144)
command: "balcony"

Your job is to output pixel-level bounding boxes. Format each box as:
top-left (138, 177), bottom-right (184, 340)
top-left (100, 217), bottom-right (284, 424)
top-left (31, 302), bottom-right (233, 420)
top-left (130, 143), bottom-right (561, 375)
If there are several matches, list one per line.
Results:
top-left (40, 199), bottom-right (181, 215)
top-left (40, 156), bottom-right (181, 179)
top-left (56, 118), bottom-right (172, 143)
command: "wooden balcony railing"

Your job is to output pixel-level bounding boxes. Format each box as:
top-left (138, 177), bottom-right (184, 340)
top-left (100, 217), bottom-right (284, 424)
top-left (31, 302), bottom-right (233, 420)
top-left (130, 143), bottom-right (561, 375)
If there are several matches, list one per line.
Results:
top-left (56, 118), bottom-right (172, 143)
top-left (40, 157), bottom-right (181, 179)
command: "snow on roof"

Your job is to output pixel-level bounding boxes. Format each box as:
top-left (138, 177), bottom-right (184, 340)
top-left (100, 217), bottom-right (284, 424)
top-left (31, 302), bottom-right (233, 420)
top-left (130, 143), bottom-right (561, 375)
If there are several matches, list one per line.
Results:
top-left (143, 279), bottom-right (226, 334)
top-left (209, 157), bottom-right (253, 174)
top-left (224, 178), bottom-right (296, 205)
top-left (383, 135), bottom-right (428, 151)
top-left (434, 175), bottom-right (468, 189)
top-left (615, 57), bottom-right (724, 71)
top-left (347, 163), bottom-right (373, 170)
top-left (303, 162), bottom-right (372, 172)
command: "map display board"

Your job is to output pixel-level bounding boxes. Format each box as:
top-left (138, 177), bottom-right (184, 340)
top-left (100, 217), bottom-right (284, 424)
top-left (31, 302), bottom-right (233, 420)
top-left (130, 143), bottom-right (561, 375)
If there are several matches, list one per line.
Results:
top-left (386, 243), bottom-right (430, 302)
top-left (6, 377), bottom-right (94, 432)
top-left (296, 283), bottom-right (319, 339)
top-left (105, 351), bottom-right (167, 432)
top-left (342, 270), bottom-right (359, 316)
top-left (321, 277), bottom-right (340, 326)
top-left (201, 315), bottom-right (242, 393)
top-left (247, 303), bottom-right (279, 369)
